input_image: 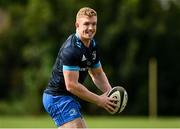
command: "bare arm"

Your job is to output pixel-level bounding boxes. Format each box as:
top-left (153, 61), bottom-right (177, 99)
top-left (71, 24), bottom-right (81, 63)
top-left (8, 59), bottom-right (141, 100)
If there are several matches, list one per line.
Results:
top-left (63, 70), bottom-right (116, 112)
top-left (88, 66), bottom-right (112, 93)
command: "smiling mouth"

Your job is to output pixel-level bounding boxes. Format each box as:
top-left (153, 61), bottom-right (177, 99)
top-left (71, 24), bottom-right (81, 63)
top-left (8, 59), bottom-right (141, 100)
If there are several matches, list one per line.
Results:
top-left (86, 31), bottom-right (94, 36)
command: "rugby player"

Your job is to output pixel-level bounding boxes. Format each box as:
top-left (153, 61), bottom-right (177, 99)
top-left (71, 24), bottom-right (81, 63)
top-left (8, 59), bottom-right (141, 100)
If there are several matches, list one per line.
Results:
top-left (42, 7), bottom-right (117, 128)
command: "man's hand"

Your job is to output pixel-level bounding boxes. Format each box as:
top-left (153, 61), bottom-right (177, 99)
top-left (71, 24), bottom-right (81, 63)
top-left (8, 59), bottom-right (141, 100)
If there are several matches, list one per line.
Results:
top-left (97, 92), bottom-right (119, 113)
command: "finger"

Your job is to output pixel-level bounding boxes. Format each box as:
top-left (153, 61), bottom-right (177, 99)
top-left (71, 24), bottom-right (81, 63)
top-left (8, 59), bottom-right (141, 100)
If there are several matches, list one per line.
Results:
top-left (105, 105), bottom-right (114, 113)
top-left (104, 106), bottom-right (110, 112)
top-left (106, 103), bottom-right (117, 112)
top-left (107, 100), bottom-right (118, 107)
top-left (108, 97), bottom-right (119, 102)
top-left (110, 102), bottom-right (118, 108)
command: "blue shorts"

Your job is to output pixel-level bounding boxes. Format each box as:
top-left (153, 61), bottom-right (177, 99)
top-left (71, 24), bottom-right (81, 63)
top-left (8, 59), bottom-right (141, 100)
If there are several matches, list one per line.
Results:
top-left (42, 93), bottom-right (82, 127)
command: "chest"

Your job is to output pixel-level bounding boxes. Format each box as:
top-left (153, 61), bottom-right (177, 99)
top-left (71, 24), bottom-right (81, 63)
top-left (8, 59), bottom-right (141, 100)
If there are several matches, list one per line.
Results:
top-left (80, 47), bottom-right (97, 67)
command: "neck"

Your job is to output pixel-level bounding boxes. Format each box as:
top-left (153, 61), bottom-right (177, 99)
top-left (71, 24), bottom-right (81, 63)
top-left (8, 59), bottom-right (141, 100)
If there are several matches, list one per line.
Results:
top-left (75, 32), bottom-right (91, 48)
top-left (82, 39), bottom-right (91, 48)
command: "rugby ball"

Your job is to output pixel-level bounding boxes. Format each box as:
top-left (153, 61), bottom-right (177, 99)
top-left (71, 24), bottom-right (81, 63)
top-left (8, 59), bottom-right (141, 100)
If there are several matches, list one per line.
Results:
top-left (107, 86), bottom-right (128, 114)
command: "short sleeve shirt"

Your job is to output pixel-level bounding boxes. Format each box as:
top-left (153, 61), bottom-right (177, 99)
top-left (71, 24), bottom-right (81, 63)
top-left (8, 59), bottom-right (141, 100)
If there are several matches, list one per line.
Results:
top-left (44, 33), bottom-right (101, 95)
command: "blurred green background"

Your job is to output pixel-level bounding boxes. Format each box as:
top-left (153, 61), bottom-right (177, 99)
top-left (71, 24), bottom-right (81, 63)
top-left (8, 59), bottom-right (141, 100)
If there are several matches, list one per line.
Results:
top-left (0, 0), bottom-right (180, 128)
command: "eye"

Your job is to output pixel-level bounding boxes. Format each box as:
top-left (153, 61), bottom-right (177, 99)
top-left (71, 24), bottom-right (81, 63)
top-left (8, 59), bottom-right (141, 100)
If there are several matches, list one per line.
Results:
top-left (84, 22), bottom-right (90, 26)
top-left (92, 22), bottom-right (97, 26)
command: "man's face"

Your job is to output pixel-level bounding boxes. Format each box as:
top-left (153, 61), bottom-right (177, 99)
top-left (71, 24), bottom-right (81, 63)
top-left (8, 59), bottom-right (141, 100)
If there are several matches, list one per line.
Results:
top-left (76, 16), bottom-right (97, 42)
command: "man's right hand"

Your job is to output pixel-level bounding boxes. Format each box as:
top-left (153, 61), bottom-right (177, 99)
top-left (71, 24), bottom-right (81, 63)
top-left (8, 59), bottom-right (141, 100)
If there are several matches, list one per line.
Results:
top-left (97, 92), bottom-right (119, 113)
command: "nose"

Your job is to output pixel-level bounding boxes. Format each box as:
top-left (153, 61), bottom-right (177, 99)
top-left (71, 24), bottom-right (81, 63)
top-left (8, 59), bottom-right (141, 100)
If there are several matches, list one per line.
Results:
top-left (88, 24), bottom-right (94, 30)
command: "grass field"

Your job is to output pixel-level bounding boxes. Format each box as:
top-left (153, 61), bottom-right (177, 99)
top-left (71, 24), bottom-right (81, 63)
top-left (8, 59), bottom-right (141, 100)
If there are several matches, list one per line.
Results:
top-left (0, 115), bottom-right (180, 128)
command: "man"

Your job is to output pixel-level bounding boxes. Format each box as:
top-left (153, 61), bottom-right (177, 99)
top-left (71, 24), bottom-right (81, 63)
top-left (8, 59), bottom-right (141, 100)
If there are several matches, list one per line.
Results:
top-left (42, 7), bottom-right (117, 128)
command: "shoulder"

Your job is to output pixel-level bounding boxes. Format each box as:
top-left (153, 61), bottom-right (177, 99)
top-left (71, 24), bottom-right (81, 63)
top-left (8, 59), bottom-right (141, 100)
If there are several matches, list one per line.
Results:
top-left (61, 34), bottom-right (83, 61)
top-left (62, 34), bottom-right (83, 51)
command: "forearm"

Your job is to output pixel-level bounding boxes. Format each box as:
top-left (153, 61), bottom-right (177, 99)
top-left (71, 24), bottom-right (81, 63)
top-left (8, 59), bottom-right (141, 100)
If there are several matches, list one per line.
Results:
top-left (67, 82), bottom-right (118, 113)
top-left (67, 82), bottom-right (100, 106)
top-left (91, 71), bottom-right (111, 93)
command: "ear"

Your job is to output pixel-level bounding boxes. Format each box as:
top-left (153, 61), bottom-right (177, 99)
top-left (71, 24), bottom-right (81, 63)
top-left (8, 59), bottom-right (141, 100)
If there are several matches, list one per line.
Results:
top-left (75, 22), bottom-right (79, 28)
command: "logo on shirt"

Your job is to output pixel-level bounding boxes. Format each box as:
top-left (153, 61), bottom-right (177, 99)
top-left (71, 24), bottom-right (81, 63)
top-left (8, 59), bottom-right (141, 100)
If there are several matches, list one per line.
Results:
top-left (69, 108), bottom-right (78, 116)
top-left (80, 67), bottom-right (88, 71)
top-left (81, 54), bottom-right (87, 61)
top-left (92, 51), bottom-right (96, 60)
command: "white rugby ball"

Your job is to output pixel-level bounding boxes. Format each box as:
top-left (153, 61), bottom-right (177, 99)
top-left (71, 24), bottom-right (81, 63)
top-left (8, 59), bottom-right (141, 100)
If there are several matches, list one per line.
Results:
top-left (107, 86), bottom-right (128, 114)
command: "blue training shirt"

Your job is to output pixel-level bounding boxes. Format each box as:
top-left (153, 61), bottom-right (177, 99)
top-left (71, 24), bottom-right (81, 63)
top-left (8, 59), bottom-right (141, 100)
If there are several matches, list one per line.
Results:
top-left (44, 33), bottom-right (101, 96)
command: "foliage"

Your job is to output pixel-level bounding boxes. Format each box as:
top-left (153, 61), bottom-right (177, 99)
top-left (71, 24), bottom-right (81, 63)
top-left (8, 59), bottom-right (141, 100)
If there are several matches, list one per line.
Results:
top-left (0, 0), bottom-right (180, 116)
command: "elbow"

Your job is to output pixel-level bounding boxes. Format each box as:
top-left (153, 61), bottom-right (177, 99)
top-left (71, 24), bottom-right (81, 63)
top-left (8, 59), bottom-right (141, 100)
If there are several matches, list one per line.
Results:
top-left (65, 81), bottom-right (76, 93)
